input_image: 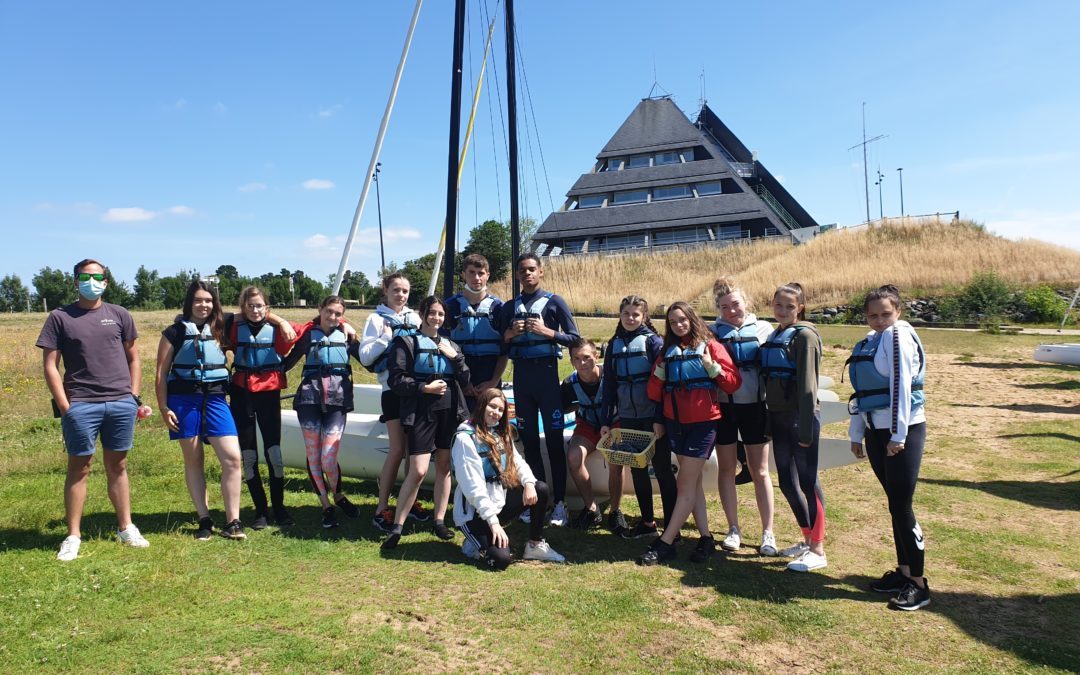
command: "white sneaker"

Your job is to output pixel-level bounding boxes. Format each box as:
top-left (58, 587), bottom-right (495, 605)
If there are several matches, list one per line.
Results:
top-left (519, 510), bottom-right (532, 524)
top-left (523, 540), bottom-right (566, 563)
top-left (787, 549), bottom-right (827, 572)
top-left (779, 541), bottom-right (810, 558)
top-left (118, 524), bottom-right (150, 549)
top-left (759, 531), bottom-right (778, 556)
top-left (721, 526), bottom-right (741, 551)
top-left (57, 535), bottom-right (81, 562)
top-left (548, 501), bottom-right (569, 527)
top-left (461, 537), bottom-right (482, 560)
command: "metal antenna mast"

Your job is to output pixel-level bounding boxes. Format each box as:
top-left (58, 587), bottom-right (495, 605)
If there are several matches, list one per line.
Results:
top-left (848, 102), bottom-right (886, 223)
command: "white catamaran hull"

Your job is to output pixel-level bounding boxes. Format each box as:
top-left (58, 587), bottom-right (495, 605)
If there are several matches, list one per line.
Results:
top-left (1033, 343), bottom-right (1080, 366)
top-left (277, 383), bottom-right (857, 498)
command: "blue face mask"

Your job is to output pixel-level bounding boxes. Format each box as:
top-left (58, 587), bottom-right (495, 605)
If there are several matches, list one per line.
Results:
top-left (78, 279), bottom-right (107, 300)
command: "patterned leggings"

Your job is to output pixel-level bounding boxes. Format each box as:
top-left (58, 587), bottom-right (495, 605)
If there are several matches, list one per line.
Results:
top-left (296, 405), bottom-right (346, 497)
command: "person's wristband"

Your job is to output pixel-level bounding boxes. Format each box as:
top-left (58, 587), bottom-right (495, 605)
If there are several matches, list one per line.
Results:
top-left (132, 394), bottom-right (143, 406)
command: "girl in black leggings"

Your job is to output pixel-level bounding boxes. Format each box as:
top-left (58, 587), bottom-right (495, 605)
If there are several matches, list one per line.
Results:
top-left (848, 285), bottom-right (930, 610)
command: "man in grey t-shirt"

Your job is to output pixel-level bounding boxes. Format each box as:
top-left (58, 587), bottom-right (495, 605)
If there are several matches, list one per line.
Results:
top-left (36, 258), bottom-right (150, 561)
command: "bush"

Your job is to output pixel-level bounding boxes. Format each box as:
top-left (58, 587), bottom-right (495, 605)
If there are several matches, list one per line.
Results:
top-left (1018, 285), bottom-right (1067, 323)
top-left (954, 270), bottom-right (1011, 321)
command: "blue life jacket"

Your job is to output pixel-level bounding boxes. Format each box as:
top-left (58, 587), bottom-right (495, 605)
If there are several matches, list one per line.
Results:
top-left (368, 309), bottom-right (420, 373)
top-left (412, 334), bottom-right (454, 379)
top-left (458, 423), bottom-right (508, 483)
top-left (663, 342), bottom-right (715, 391)
top-left (170, 320), bottom-right (229, 384)
top-left (759, 325), bottom-right (816, 381)
top-left (609, 333), bottom-right (654, 419)
top-left (232, 321), bottom-right (283, 373)
top-left (449, 295), bottom-right (502, 357)
top-left (302, 326), bottom-right (351, 377)
top-left (846, 329), bottom-right (926, 414)
top-left (569, 371), bottom-right (605, 428)
top-left (711, 321), bottom-right (761, 370)
top-left (508, 292), bottom-right (562, 360)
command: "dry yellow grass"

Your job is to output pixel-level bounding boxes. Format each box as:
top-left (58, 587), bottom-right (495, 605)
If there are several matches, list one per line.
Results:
top-left (490, 217), bottom-right (1080, 313)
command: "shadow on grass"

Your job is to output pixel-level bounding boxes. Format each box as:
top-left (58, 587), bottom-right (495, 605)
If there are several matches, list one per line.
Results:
top-left (950, 402), bottom-right (1080, 414)
top-left (997, 431), bottom-right (1080, 444)
top-left (921, 477), bottom-right (1079, 511)
top-left (1014, 380), bottom-right (1080, 391)
top-left (678, 556), bottom-right (1080, 670)
top-left (960, 361), bottom-right (1078, 371)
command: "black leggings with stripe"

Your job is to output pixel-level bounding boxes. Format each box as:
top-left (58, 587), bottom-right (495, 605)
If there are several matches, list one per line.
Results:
top-left (865, 422), bottom-right (926, 578)
top-left (460, 481), bottom-right (550, 571)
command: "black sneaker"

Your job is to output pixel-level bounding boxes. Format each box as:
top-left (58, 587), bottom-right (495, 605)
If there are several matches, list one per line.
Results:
top-left (335, 495), bottom-right (360, 519)
top-left (608, 509), bottom-right (628, 535)
top-left (194, 516), bottom-right (214, 541)
top-left (637, 539), bottom-right (677, 566)
top-left (322, 507), bottom-right (338, 529)
top-left (221, 519), bottom-right (247, 540)
top-left (272, 507), bottom-right (295, 527)
top-left (408, 502), bottom-right (431, 522)
top-left (621, 521), bottom-right (659, 540)
top-left (433, 521), bottom-right (454, 540)
top-left (890, 580), bottom-right (931, 611)
top-left (381, 531), bottom-right (402, 550)
top-left (573, 507), bottom-right (603, 530)
top-left (372, 507), bottom-right (395, 533)
top-left (870, 568), bottom-right (909, 594)
top-left (690, 536), bottom-right (716, 563)
top-left (251, 514), bottom-right (269, 531)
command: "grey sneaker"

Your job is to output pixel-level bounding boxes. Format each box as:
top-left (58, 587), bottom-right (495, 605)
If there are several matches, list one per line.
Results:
top-left (118, 524), bottom-right (150, 549)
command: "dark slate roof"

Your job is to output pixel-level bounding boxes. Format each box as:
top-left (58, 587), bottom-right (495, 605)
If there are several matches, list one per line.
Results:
top-left (567, 159), bottom-right (734, 197)
top-left (598, 98), bottom-right (703, 159)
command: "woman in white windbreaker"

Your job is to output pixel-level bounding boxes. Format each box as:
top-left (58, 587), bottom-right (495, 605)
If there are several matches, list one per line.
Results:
top-left (451, 388), bottom-right (565, 570)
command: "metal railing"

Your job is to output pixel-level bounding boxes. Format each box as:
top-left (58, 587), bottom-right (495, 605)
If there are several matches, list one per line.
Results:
top-left (753, 184), bottom-right (800, 232)
top-left (729, 162), bottom-right (755, 178)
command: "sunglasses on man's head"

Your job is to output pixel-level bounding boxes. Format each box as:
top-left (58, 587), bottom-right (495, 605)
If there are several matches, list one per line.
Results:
top-left (77, 273), bottom-right (106, 282)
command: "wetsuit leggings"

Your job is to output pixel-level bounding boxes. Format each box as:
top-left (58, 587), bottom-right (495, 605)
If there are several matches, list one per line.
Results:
top-left (230, 386), bottom-right (285, 515)
top-left (512, 358), bottom-right (567, 503)
top-left (460, 481), bottom-right (550, 571)
top-left (296, 405), bottom-right (346, 498)
top-left (865, 422), bottom-right (926, 577)
top-left (621, 417), bottom-right (676, 525)
top-left (771, 410), bottom-right (826, 543)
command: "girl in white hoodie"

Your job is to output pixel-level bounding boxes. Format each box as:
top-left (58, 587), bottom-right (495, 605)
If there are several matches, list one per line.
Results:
top-left (847, 285), bottom-right (930, 611)
top-left (452, 388), bottom-right (565, 570)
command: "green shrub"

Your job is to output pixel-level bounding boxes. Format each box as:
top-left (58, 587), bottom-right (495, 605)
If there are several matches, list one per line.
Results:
top-left (955, 270), bottom-right (1011, 320)
top-left (1018, 285), bottom-right (1067, 323)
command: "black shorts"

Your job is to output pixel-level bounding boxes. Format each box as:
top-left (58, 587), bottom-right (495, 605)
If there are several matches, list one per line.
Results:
top-left (380, 390), bottom-right (401, 423)
top-left (716, 401), bottom-right (769, 445)
top-left (406, 408), bottom-right (458, 455)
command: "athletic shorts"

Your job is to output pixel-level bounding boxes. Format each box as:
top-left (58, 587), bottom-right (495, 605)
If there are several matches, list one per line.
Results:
top-left (61, 397), bottom-right (138, 456)
top-left (407, 408), bottom-right (458, 455)
top-left (380, 390), bottom-right (401, 423)
top-left (571, 419), bottom-right (602, 446)
top-left (666, 420), bottom-right (717, 459)
top-left (716, 401), bottom-right (769, 445)
top-left (168, 393), bottom-right (238, 440)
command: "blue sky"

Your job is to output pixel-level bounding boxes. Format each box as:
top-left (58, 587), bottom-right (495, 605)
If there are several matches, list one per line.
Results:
top-left (3, 1), bottom-right (1079, 290)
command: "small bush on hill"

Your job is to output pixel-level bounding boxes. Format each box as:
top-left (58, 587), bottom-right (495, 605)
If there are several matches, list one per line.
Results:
top-left (954, 270), bottom-right (1012, 321)
top-left (1017, 285), bottom-right (1068, 323)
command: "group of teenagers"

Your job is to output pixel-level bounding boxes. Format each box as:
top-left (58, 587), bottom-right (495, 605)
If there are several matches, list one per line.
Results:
top-left (39, 253), bottom-right (931, 611)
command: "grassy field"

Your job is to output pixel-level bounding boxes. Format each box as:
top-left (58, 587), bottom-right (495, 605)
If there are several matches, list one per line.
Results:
top-left (487, 218), bottom-right (1080, 314)
top-left (1, 310), bottom-right (1078, 673)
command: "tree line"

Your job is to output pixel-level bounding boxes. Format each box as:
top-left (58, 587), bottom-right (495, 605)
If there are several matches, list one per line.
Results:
top-left (0, 219), bottom-right (527, 312)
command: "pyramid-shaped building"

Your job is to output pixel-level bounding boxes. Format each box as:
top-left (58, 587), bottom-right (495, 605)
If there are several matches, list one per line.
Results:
top-left (532, 97), bottom-right (819, 254)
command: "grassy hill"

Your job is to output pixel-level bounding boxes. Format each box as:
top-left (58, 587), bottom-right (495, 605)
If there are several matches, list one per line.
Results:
top-left (489, 217), bottom-right (1080, 315)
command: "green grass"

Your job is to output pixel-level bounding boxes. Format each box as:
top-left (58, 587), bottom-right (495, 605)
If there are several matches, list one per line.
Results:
top-left (1, 312), bottom-right (1079, 672)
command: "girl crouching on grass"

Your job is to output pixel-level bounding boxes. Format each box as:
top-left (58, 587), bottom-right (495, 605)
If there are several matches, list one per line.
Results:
top-left (760, 282), bottom-right (827, 572)
top-left (848, 285), bottom-right (931, 610)
top-left (381, 296), bottom-right (471, 549)
top-left (637, 302), bottom-right (741, 566)
top-left (452, 388), bottom-right (565, 569)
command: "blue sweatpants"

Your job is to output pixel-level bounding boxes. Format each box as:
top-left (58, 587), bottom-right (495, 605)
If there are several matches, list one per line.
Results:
top-left (512, 357), bottom-right (567, 503)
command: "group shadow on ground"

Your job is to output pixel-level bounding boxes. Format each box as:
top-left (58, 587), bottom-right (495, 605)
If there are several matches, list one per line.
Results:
top-left (921, 477), bottom-right (1079, 511)
top-left (950, 402), bottom-right (1080, 414)
top-left (676, 555), bottom-right (1080, 671)
top-left (959, 361), bottom-right (1079, 372)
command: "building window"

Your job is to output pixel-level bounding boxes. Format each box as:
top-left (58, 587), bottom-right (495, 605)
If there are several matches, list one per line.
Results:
top-left (765, 226), bottom-right (781, 237)
top-left (605, 158), bottom-right (622, 172)
top-left (612, 189), bottom-right (648, 205)
top-left (654, 151), bottom-right (680, 166)
top-left (562, 238), bottom-right (587, 254)
top-left (626, 154), bottom-right (651, 169)
top-left (681, 148), bottom-right (699, 162)
top-left (695, 182), bottom-right (722, 196)
top-left (652, 227), bottom-right (711, 246)
top-left (599, 234), bottom-right (646, 251)
top-left (716, 225), bottom-right (745, 240)
top-left (578, 194), bottom-right (605, 209)
top-left (653, 185), bottom-right (692, 201)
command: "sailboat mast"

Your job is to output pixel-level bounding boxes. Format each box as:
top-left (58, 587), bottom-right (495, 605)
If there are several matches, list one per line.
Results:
top-left (442, 0), bottom-right (467, 298)
top-left (506, 0), bottom-right (520, 297)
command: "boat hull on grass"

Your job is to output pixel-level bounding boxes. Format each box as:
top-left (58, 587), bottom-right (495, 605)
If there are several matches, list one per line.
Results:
top-left (278, 384), bottom-right (858, 500)
top-left (1033, 343), bottom-right (1080, 366)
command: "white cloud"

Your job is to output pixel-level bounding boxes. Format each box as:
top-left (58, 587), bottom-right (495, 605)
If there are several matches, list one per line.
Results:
top-left (303, 234), bottom-right (331, 248)
top-left (167, 205), bottom-right (196, 216)
top-left (35, 201), bottom-right (99, 216)
top-left (945, 151), bottom-right (1075, 174)
top-left (982, 208), bottom-right (1080, 251)
top-left (302, 178), bottom-right (335, 190)
top-left (213, 101), bottom-right (228, 114)
top-left (102, 207), bottom-right (157, 222)
top-left (238, 182), bottom-right (268, 193)
top-left (317, 104), bottom-right (343, 118)
top-left (300, 227), bottom-right (424, 260)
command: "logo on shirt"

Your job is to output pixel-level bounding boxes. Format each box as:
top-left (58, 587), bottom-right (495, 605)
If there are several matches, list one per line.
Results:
top-left (100, 319), bottom-right (117, 326)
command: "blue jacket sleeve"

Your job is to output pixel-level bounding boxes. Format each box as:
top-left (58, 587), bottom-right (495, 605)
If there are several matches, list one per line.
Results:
top-left (548, 294), bottom-right (580, 347)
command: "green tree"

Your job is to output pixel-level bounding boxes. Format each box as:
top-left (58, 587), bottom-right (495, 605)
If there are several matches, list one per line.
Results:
top-left (133, 265), bottom-right (162, 309)
top-left (160, 270), bottom-right (196, 309)
top-left (215, 264), bottom-right (239, 280)
top-left (337, 270), bottom-right (373, 303)
top-left (956, 270), bottom-right (1011, 320)
top-left (102, 267), bottom-right (134, 307)
top-left (32, 266), bottom-right (76, 311)
top-left (464, 219), bottom-right (512, 282)
top-left (0, 274), bottom-right (32, 312)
